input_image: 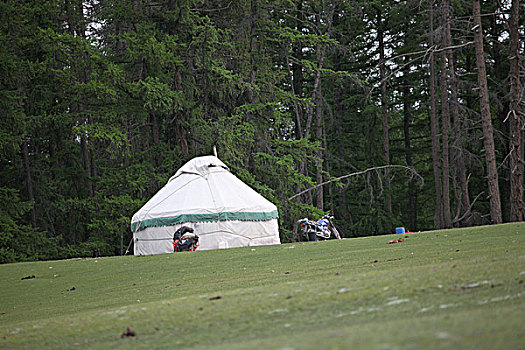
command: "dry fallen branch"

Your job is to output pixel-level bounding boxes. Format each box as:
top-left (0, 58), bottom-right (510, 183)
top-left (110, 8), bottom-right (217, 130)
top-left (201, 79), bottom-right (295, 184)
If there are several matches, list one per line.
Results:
top-left (288, 165), bottom-right (423, 201)
top-left (453, 191), bottom-right (484, 224)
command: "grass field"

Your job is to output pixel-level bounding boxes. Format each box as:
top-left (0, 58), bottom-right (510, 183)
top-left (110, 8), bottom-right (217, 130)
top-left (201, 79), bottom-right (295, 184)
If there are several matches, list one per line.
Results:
top-left (1, 223), bottom-right (524, 349)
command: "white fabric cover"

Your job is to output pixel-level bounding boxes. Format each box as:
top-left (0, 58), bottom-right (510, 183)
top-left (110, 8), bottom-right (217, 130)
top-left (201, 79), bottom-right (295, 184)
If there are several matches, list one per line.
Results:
top-left (131, 156), bottom-right (280, 255)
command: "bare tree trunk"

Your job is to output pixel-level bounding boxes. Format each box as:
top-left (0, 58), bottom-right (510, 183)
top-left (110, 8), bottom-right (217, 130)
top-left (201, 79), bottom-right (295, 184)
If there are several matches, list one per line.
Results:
top-left (450, 69), bottom-right (471, 226)
top-left (22, 137), bottom-right (37, 228)
top-left (440, 0), bottom-right (452, 228)
top-left (315, 85), bottom-right (324, 210)
top-left (508, 0), bottom-right (523, 221)
top-left (312, 9), bottom-right (326, 210)
top-left (79, 108), bottom-right (94, 197)
top-left (246, 0), bottom-right (262, 170)
top-left (304, 50), bottom-right (325, 139)
top-left (248, 0), bottom-right (258, 106)
top-left (174, 67), bottom-right (189, 158)
top-left (403, 59), bottom-right (417, 231)
top-left (446, 10), bottom-right (471, 226)
top-left (80, 131), bottom-right (94, 197)
top-left (299, 1), bottom-right (334, 207)
top-left (304, 1), bottom-right (334, 139)
top-left (120, 232), bottom-right (124, 256)
top-left (304, 166), bottom-right (313, 205)
top-left (150, 111), bottom-right (162, 170)
top-left (323, 122), bottom-right (334, 214)
top-left (68, 0), bottom-right (94, 198)
top-left (429, 0), bottom-right (444, 228)
top-left (473, 0), bottom-right (502, 224)
top-left (292, 0), bottom-right (304, 140)
top-left (90, 146), bottom-right (97, 184)
top-left (151, 112), bottom-right (160, 146)
top-left (285, 48), bottom-right (303, 139)
top-left (292, 0), bottom-right (306, 204)
top-left (377, 7), bottom-right (392, 231)
top-left (302, 61), bottom-right (322, 206)
top-left (303, 44), bottom-right (325, 206)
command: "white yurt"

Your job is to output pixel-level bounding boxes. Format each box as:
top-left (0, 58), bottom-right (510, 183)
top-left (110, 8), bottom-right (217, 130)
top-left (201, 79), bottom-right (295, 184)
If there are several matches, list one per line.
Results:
top-left (131, 156), bottom-right (280, 255)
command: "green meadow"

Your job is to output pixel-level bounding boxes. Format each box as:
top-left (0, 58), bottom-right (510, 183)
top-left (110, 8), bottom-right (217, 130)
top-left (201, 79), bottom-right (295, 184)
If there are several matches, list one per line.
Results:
top-left (1, 223), bottom-right (524, 349)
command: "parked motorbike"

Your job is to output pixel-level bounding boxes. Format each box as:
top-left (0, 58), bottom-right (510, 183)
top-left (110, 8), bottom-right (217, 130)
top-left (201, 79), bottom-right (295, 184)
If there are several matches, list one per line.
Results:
top-left (173, 226), bottom-right (199, 252)
top-left (297, 214), bottom-right (342, 241)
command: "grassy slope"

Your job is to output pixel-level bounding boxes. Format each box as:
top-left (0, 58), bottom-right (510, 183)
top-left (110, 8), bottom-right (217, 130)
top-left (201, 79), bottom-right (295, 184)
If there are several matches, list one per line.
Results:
top-left (1, 223), bottom-right (524, 349)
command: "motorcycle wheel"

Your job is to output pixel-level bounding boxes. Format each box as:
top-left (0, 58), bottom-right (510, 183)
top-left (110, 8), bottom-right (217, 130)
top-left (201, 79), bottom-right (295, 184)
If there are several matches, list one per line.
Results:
top-left (307, 232), bottom-right (319, 241)
top-left (331, 226), bottom-right (342, 239)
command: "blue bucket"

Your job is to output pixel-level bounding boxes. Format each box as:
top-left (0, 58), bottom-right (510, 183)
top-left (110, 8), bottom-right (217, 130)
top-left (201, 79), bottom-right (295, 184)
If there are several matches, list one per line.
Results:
top-left (395, 227), bottom-right (406, 234)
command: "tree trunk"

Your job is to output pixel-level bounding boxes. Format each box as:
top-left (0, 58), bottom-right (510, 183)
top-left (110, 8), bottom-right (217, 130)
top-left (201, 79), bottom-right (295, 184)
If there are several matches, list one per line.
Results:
top-left (446, 10), bottom-right (471, 226)
top-left (80, 132), bottom-right (94, 197)
top-left (304, 2), bottom-right (334, 139)
top-left (285, 48), bottom-right (302, 139)
top-left (174, 66), bottom-right (189, 158)
top-left (292, 0), bottom-right (306, 203)
top-left (429, 0), bottom-right (444, 228)
top-left (151, 112), bottom-right (160, 146)
top-left (315, 85), bottom-right (324, 210)
top-left (246, 0), bottom-right (262, 170)
top-left (120, 232), bottom-right (124, 256)
top-left (22, 137), bottom-right (37, 229)
top-left (292, 0), bottom-right (304, 140)
top-left (299, 1), bottom-right (334, 206)
top-left (323, 122), bottom-right (334, 214)
top-left (473, 0), bottom-right (502, 224)
top-left (440, 0), bottom-right (452, 228)
top-left (79, 109), bottom-right (94, 198)
top-left (68, 0), bottom-right (94, 198)
top-left (248, 0), bottom-right (258, 106)
top-left (508, 0), bottom-right (523, 222)
top-left (377, 7), bottom-right (392, 231)
top-left (450, 67), bottom-right (471, 226)
top-left (403, 59), bottom-right (417, 231)
top-left (304, 49), bottom-right (325, 139)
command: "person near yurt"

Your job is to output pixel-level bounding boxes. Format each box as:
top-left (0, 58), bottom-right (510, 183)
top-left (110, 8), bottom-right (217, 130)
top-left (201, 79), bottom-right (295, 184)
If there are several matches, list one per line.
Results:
top-left (130, 155), bottom-right (280, 255)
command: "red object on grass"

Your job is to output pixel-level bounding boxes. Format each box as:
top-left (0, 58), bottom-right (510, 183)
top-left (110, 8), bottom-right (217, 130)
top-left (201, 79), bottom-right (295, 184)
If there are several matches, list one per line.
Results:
top-left (388, 238), bottom-right (405, 244)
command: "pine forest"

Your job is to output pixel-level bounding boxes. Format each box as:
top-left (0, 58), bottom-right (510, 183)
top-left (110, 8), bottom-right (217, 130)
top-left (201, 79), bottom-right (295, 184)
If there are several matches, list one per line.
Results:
top-left (0, 0), bottom-right (523, 262)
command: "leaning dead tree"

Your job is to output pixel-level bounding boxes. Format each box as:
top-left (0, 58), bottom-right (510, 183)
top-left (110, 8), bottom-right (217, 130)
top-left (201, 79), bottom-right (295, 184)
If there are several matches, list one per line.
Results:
top-left (288, 165), bottom-right (424, 201)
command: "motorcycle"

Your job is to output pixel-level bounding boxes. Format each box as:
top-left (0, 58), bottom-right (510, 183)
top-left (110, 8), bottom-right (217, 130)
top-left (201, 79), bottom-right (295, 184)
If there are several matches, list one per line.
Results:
top-left (296, 214), bottom-right (342, 241)
top-left (173, 226), bottom-right (199, 252)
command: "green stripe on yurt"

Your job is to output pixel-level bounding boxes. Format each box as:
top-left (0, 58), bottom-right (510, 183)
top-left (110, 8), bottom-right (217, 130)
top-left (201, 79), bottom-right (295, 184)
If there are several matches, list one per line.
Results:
top-left (131, 210), bottom-right (279, 232)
